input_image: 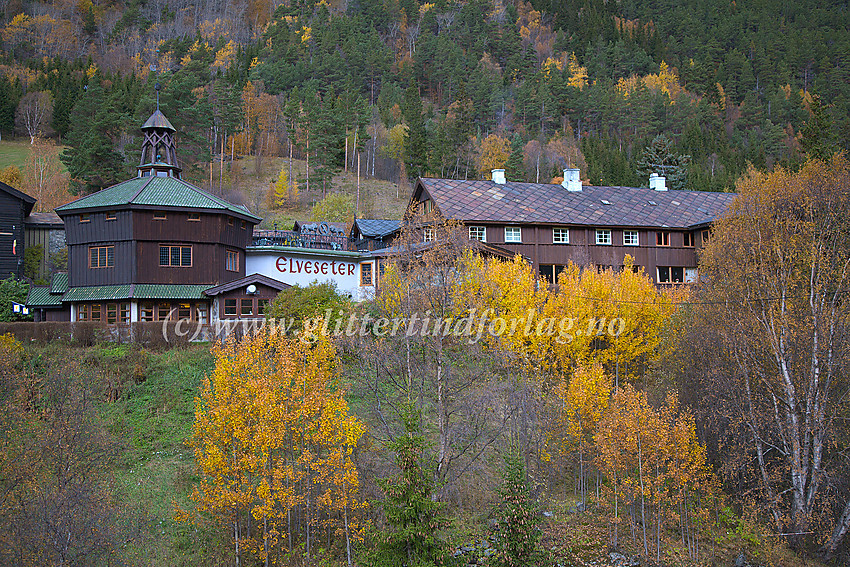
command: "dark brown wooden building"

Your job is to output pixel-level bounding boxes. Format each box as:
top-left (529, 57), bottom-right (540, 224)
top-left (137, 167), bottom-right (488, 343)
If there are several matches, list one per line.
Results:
top-left (0, 181), bottom-right (36, 280)
top-left (49, 109), bottom-right (263, 323)
top-left (410, 169), bottom-right (736, 285)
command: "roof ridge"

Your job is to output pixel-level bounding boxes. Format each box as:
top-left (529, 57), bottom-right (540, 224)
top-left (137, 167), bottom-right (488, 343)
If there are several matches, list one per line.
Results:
top-left (128, 176), bottom-right (154, 203)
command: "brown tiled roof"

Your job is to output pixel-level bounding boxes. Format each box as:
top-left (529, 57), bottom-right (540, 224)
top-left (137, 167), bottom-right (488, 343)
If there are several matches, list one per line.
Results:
top-left (417, 178), bottom-right (736, 229)
top-left (25, 212), bottom-right (63, 226)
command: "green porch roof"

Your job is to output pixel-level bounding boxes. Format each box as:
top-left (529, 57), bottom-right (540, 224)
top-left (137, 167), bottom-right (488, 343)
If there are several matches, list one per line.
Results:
top-left (133, 284), bottom-right (208, 300)
top-left (60, 284), bottom-right (210, 302)
top-left (55, 176), bottom-right (260, 221)
top-left (62, 285), bottom-right (134, 302)
top-left (27, 286), bottom-right (64, 307)
top-left (50, 272), bottom-right (68, 294)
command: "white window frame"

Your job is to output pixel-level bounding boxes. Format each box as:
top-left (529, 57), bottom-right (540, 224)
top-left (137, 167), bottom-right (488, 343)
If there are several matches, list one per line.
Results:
top-left (552, 228), bottom-right (569, 244)
top-left (423, 227), bottom-right (435, 243)
top-left (505, 227), bottom-right (522, 243)
top-left (595, 229), bottom-right (612, 245)
top-left (468, 226), bottom-right (486, 242)
top-left (623, 230), bottom-right (639, 246)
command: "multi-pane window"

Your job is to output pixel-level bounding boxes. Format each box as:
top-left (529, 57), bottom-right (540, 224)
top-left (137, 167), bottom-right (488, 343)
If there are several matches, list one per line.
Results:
top-left (656, 231), bottom-right (670, 246)
top-left (469, 226), bottom-right (486, 242)
top-left (224, 299), bottom-right (237, 316)
top-left (196, 305), bottom-right (208, 323)
top-left (119, 303), bottom-right (130, 323)
top-left (178, 303), bottom-right (192, 320)
top-left (683, 232), bottom-right (695, 247)
top-left (160, 245), bottom-right (192, 267)
top-left (257, 300), bottom-right (269, 316)
top-left (361, 262), bottom-right (373, 286)
top-left (657, 266), bottom-right (685, 284)
top-left (89, 246), bottom-right (114, 268)
top-left (623, 230), bottom-right (639, 246)
top-left (241, 299), bottom-right (253, 316)
top-left (78, 304), bottom-right (89, 321)
top-left (552, 228), bottom-right (569, 244)
top-left (595, 229), bottom-right (612, 245)
top-left (158, 303), bottom-right (171, 320)
top-left (140, 303), bottom-right (154, 322)
top-left (90, 304), bottom-right (101, 322)
top-left (423, 227), bottom-right (435, 242)
top-left (226, 250), bottom-right (239, 272)
top-left (422, 199), bottom-right (433, 214)
top-left (106, 303), bottom-right (118, 323)
top-left (505, 227), bottom-right (522, 242)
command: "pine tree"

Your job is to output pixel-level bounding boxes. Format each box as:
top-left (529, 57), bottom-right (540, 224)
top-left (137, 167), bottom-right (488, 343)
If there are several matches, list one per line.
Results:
top-left (800, 95), bottom-right (839, 161)
top-left (492, 447), bottom-right (543, 567)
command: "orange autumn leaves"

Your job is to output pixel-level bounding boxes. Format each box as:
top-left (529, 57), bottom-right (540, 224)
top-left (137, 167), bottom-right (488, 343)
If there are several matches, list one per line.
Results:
top-left (182, 331), bottom-right (364, 563)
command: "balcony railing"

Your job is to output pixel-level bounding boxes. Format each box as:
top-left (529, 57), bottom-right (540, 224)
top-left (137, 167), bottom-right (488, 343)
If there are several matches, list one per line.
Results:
top-left (251, 228), bottom-right (356, 252)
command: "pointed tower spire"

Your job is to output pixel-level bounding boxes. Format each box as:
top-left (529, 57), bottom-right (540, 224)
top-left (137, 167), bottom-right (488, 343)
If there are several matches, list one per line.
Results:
top-left (138, 103), bottom-right (181, 179)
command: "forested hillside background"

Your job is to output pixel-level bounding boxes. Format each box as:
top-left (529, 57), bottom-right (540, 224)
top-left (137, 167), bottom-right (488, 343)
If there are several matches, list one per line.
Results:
top-left (1, 0), bottom-right (848, 210)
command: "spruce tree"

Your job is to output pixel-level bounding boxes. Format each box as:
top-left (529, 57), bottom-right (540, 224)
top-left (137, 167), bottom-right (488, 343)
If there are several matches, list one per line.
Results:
top-left (402, 85), bottom-right (429, 180)
top-left (636, 134), bottom-right (691, 190)
top-left (372, 403), bottom-right (448, 567)
top-left (492, 448), bottom-right (543, 567)
top-left (505, 133), bottom-right (525, 182)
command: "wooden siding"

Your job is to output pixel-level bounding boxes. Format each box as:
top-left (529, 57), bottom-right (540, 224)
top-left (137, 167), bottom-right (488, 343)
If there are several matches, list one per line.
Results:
top-left (63, 210), bottom-right (133, 245)
top-left (136, 242), bottom-right (244, 285)
top-left (0, 191), bottom-right (26, 279)
top-left (464, 223), bottom-right (701, 284)
top-left (216, 283), bottom-right (279, 318)
top-left (68, 240), bottom-right (136, 287)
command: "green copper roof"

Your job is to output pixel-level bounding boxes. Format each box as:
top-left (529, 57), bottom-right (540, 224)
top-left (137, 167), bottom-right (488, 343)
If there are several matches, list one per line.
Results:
top-left (50, 272), bottom-right (68, 294)
top-left (142, 109), bottom-right (176, 131)
top-left (27, 286), bottom-right (64, 307)
top-left (133, 284), bottom-right (208, 300)
top-left (61, 284), bottom-right (211, 302)
top-left (63, 285), bottom-right (134, 302)
top-left (55, 177), bottom-right (260, 221)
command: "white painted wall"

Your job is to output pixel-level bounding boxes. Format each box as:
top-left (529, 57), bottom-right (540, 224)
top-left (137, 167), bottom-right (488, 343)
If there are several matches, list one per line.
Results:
top-left (246, 248), bottom-right (375, 301)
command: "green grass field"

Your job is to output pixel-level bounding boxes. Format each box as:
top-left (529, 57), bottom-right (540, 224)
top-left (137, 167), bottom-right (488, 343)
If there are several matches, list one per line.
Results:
top-left (0, 139), bottom-right (33, 170)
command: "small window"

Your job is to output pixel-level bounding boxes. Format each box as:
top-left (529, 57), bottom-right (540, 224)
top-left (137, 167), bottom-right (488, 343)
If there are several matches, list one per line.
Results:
top-left (80, 214), bottom-right (90, 223)
top-left (140, 303), bottom-right (154, 322)
top-left (701, 230), bottom-right (711, 244)
top-left (188, 213), bottom-right (200, 221)
top-left (105, 211), bottom-right (117, 221)
top-left (119, 303), bottom-right (130, 323)
top-left (90, 304), bottom-right (101, 322)
top-left (153, 212), bottom-right (167, 220)
top-left (657, 266), bottom-right (685, 284)
top-left (158, 303), bottom-right (171, 320)
top-left (226, 250), bottom-right (239, 272)
top-left (595, 229), bottom-right (612, 245)
top-left (422, 199), bottom-right (433, 214)
top-left (361, 262), bottom-right (373, 286)
top-left (684, 232), bottom-right (695, 247)
top-left (623, 230), bottom-right (639, 246)
top-left (89, 246), bottom-right (114, 268)
top-left (224, 299), bottom-right (237, 316)
top-left (656, 231), bottom-right (670, 246)
top-left (469, 226), bottom-right (486, 242)
top-left (241, 220), bottom-right (247, 229)
top-left (423, 227), bottom-right (435, 243)
top-left (106, 303), bottom-right (117, 324)
top-left (160, 245), bottom-right (192, 267)
top-left (505, 227), bottom-right (522, 243)
top-left (240, 299), bottom-right (253, 316)
top-left (228, 217), bottom-right (234, 226)
top-left (553, 228), bottom-right (569, 244)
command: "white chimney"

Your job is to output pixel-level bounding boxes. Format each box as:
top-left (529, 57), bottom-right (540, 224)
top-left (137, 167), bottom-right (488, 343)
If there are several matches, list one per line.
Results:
top-left (491, 169), bottom-right (506, 184)
top-left (649, 172), bottom-right (667, 191)
top-left (562, 168), bottom-right (582, 192)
